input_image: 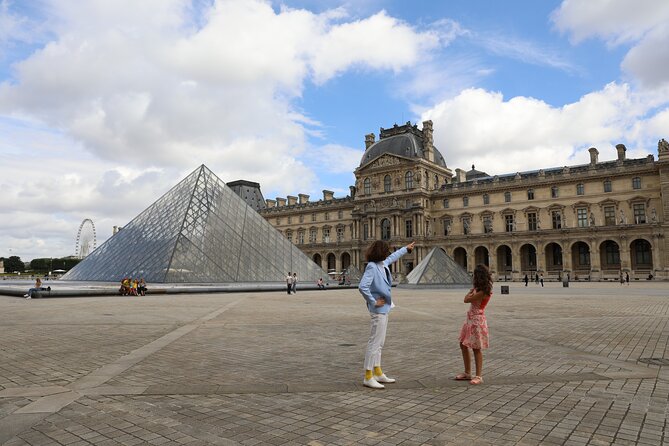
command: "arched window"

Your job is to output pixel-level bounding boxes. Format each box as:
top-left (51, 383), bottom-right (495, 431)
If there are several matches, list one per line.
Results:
top-left (405, 171), bottom-right (414, 189)
top-left (363, 178), bottom-right (371, 195)
top-left (383, 175), bottom-right (392, 192)
top-left (381, 218), bottom-right (391, 240)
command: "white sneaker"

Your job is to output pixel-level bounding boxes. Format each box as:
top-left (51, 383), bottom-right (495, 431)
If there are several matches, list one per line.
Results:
top-left (363, 377), bottom-right (384, 389)
top-left (24, 295), bottom-right (31, 299)
top-left (374, 373), bottom-right (396, 384)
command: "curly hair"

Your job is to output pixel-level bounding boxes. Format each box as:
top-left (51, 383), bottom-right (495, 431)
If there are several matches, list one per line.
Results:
top-left (365, 240), bottom-right (391, 262)
top-left (472, 264), bottom-right (493, 295)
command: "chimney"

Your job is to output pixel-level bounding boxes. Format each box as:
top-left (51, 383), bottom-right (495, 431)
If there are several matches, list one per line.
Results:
top-left (616, 144), bottom-right (627, 161)
top-left (323, 190), bottom-right (334, 201)
top-left (266, 199), bottom-right (276, 208)
top-left (276, 197), bottom-right (287, 207)
top-left (365, 133), bottom-right (375, 150)
top-left (298, 194), bottom-right (309, 204)
top-left (422, 120), bottom-right (434, 162)
top-left (287, 195), bottom-right (298, 206)
top-left (588, 147), bottom-right (599, 165)
top-left (349, 185), bottom-right (356, 199)
top-left (455, 168), bottom-right (466, 183)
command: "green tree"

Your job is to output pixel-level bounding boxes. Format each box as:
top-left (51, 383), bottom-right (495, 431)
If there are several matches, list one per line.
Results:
top-left (2, 256), bottom-right (25, 273)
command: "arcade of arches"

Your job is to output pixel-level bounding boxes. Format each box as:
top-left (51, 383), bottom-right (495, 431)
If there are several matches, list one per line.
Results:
top-left (448, 237), bottom-right (657, 280)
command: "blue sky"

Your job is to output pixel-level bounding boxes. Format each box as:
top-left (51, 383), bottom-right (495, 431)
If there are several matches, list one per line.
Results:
top-left (1, 0), bottom-right (669, 261)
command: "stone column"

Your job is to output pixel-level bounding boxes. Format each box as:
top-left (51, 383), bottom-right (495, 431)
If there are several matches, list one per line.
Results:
top-left (589, 238), bottom-right (601, 281)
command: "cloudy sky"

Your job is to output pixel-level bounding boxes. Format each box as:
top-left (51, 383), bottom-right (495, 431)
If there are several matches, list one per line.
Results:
top-left (1, 0), bottom-right (669, 262)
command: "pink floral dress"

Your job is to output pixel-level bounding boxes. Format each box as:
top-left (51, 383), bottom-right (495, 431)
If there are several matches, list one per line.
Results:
top-left (459, 292), bottom-right (491, 349)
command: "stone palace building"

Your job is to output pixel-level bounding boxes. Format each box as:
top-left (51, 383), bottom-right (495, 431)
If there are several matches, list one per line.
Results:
top-left (257, 121), bottom-right (669, 282)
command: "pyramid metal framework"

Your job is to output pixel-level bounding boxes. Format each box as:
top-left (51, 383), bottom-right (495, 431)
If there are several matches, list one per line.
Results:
top-left (403, 247), bottom-right (471, 287)
top-left (62, 165), bottom-right (329, 283)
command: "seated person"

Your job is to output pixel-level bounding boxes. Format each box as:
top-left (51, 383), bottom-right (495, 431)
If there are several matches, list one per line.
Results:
top-left (317, 278), bottom-right (325, 290)
top-left (24, 278), bottom-right (47, 299)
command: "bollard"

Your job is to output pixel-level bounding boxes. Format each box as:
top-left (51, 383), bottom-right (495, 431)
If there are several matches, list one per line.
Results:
top-left (501, 285), bottom-right (509, 294)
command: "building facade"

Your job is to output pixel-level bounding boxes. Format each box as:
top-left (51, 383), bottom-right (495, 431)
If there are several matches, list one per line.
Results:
top-left (258, 122), bottom-right (669, 281)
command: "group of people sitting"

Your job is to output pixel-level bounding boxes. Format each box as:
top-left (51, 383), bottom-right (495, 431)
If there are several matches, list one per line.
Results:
top-left (119, 277), bottom-right (147, 296)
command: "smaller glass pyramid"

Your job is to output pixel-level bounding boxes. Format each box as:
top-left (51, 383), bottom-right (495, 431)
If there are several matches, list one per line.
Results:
top-left (62, 165), bottom-right (329, 283)
top-left (403, 247), bottom-right (471, 287)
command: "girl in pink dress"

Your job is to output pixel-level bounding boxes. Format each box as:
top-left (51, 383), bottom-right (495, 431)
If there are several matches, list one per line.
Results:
top-left (455, 264), bottom-right (492, 385)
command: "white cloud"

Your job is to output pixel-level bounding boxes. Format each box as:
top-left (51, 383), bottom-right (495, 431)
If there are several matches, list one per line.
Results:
top-left (421, 83), bottom-right (669, 176)
top-left (552, 0), bottom-right (669, 88)
top-left (0, 0), bottom-right (443, 260)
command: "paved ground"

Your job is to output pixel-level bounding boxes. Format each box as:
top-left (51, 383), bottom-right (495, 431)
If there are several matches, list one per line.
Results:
top-left (0, 282), bottom-right (668, 445)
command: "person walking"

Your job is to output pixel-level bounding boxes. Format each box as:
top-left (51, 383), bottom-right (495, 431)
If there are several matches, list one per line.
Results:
top-left (539, 273), bottom-right (544, 287)
top-left (455, 264), bottom-right (493, 385)
top-left (524, 274), bottom-right (529, 286)
top-left (625, 272), bottom-right (630, 285)
top-left (292, 273), bottom-right (298, 294)
top-left (358, 240), bottom-right (415, 389)
top-left (286, 272), bottom-right (292, 295)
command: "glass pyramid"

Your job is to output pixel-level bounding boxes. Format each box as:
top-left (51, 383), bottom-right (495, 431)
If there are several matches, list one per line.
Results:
top-left (403, 247), bottom-right (471, 287)
top-left (62, 165), bottom-right (329, 283)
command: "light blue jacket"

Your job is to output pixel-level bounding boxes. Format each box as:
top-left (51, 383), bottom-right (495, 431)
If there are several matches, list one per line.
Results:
top-left (358, 247), bottom-right (408, 314)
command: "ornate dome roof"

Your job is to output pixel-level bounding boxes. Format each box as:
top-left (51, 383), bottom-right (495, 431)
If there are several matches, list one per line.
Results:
top-left (359, 133), bottom-right (447, 168)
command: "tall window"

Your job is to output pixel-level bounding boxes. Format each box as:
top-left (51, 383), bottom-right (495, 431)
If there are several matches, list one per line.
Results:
top-left (551, 186), bottom-right (559, 198)
top-left (277, 218), bottom-right (281, 225)
top-left (338, 210), bottom-right (343, 219)
top-left (297, 230), bottom-right (305, 244)
top-left (287, 216), bottom-right (292, 224)
top-left (405, 220), bottom-right (413, 238)
top-left (434, 174), bottom-right (439, 189)
top-left (311, 213), bottom-right (316, 222)
top-left (443, 198), bottom-right (449, 209)
top-left (632, 177), bottom-right (641, 189)
top-left (363, 178), bottom-right (371, 195)
top-left (299, 214), bottom-right (304, 223)
top-left (635, 240), bottom-right (652, 265)
top-left (463, 196), bottom-right (469, 207)
top-left (578, 244), bottom-right (590, 266)
top-left (605, 242), bottom-right (620, 265)
top-left (603, 179), bottom-right (612, 192)
top-left (322, 227), bottom-right (330, 243)
top-left (604, 206), bottom-right (616, 226)
top-left (363, 223), bottom-right (369, 241)
top-left (336, 226), bottom-right (344, 242)
top-left (551, 211), bottom-right (562, 229)
top-left (309, 228), bottom-right (317, 243)
top-left (527, 189), bottom-right (535, 200)
top-left (286, 230), bottom-right (292, 243)
top-left (483, 194), bottom-right (489, 205)
top-left (576, 183), bottom-right (584, 195)
top-left (505, 215), bottom-right (514, 232)
top-left (325, 212), bottom-right (329, 221)
top-left (384, 175), bottom-right (392, 192)
top-left (405, 171), bottom-right (414, 189)
top-left (577, 208), bottom-right (588, 227)
top-left (633, 203), bottom-right (646, 224)
top-left (504, 191), bottom-right (511, 203)
top-left (528, 212), bottom-right (537, 231)
top-left (381, 219), bottom-right (391, 240)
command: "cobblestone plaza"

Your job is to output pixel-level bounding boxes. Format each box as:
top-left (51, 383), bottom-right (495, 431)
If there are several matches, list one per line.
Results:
top-left (1, 283), bottom-right (668, 445)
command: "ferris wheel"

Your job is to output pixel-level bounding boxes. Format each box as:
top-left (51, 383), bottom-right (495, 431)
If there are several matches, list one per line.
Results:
top-left (76, 218), bottom-right (97, 259)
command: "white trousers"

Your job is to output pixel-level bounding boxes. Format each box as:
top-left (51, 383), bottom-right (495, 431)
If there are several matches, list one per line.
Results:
top-left (364, 313), bottom-right (388, 370)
